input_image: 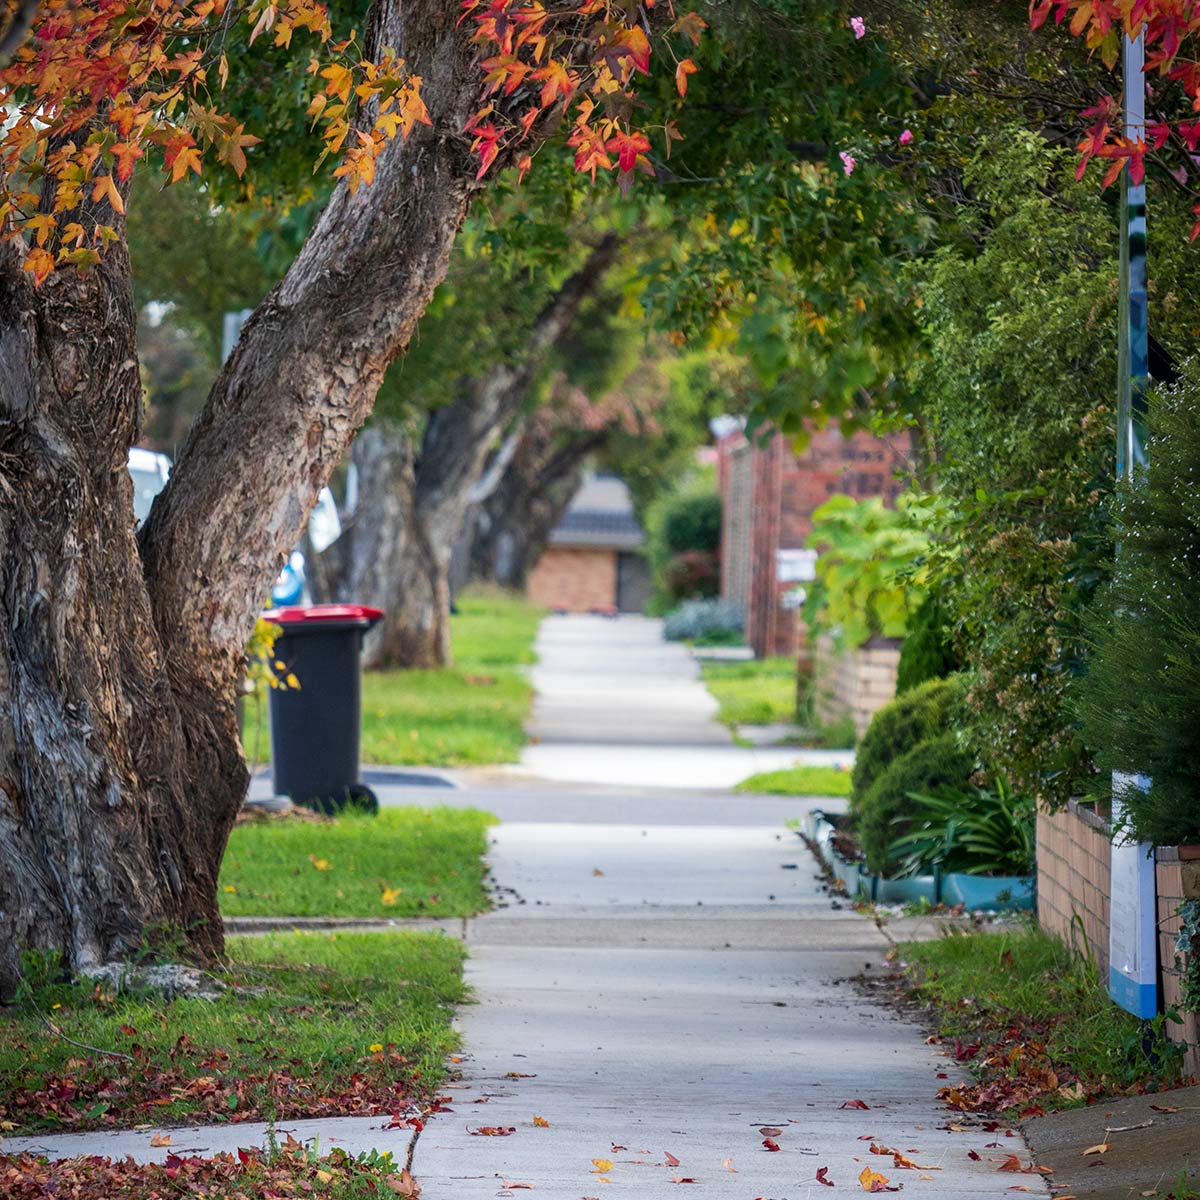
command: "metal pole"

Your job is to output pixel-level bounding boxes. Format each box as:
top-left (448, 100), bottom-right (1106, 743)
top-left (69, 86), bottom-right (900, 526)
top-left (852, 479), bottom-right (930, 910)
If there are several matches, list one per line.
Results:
top-left (1108, 27), bottom-right (1157, 1021)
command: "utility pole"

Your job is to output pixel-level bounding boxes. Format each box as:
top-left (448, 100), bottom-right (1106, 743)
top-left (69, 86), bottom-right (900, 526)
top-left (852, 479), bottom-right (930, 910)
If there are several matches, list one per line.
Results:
top-left (1108, 26), bottom-right (1157, 1021)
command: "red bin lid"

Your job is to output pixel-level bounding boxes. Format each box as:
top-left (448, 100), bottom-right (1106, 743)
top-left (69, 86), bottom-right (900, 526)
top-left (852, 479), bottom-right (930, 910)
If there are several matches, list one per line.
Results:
top-left (265, 604), bottom-right (384, 624)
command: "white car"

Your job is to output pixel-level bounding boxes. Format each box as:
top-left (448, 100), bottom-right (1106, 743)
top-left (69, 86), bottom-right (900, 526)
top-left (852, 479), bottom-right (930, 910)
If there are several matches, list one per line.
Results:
top-left (126, 448), bottom-right (341, 605)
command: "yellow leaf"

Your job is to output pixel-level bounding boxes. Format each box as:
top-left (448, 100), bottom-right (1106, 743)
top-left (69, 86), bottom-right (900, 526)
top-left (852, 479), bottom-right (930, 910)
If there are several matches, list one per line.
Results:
top-left (369, 1043), bottom-right (383, 1053)
top-left (149, 1133), bottom-right (172, 1147)
top-left (859, 1166), bottom-right (891, 1192)
top-left (90, 174), bottom-right (125, 215)
top-left (592, 1158), bottom-right (614, 1173)
top-left (22, 247), bottom-right (54, 285)
top-left (315, 1170), bottom-right (333, 1184)
top-left (310, 855), bottom-right (331, 871)
top-left (224, 885), bottom-right (237, 893)
top-left (380, 886), bottom-right (402, 905)
top-left (533, 1115), bottom-right (549, 1127)
top-left (1082, 1143), bottom-right (1109, 1156)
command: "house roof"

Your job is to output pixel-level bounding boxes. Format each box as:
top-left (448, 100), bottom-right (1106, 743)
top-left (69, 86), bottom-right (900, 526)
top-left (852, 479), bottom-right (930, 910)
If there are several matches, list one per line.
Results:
top-left (548, 474), bottom-right (645, 550)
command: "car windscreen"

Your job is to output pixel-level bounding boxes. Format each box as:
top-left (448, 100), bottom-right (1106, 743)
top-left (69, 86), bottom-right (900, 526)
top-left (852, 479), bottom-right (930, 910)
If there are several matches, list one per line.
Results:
top-left (129, 467), bottom-right (165, 524)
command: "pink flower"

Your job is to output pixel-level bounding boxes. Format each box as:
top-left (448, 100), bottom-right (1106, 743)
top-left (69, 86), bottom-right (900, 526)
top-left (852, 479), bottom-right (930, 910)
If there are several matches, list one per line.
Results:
top-left (899, 128), bottom-right (913, 146)
top-left (850, 15), bottom-right (866, 38)
top-left (839, 151), bottom-right (856, 176)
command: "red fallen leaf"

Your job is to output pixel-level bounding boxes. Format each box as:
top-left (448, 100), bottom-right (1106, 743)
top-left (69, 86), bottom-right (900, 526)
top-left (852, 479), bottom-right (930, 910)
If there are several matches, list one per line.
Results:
top-left (502, 1184), bottom-right (533, 1191)
top-left (119, 1024), bottom-right (138, 1036)
top-left (467, 1125), bottom-right (515, 1136)
top-left (762, 1138), bottom-right (781, 1151)
top-left (936, 1072), bottom-right (949, 1079)
top-left (858, 1135), bottom-right (878, 1141)
top-left (1151, 1104), bottom-right (1180, 1113)
top-left (665, 1151), bottom-right (681, 1166)
top-left (869, 1144), bottom-right (891, 1156)
top-left (816, 1165), bottom-right (835, 1186)
top-left (996, 1155), bottom-right (1023, 1172)
top-left (386, 1169), bottom-right (421, 1196)
top-left (967, 1150), bottom-right (981, 1161)
top-left (759, 1126), bottom-right (783, 1136)
top-left (841, 1099), bottom-right (871, 1110)
top-left (671, 1178), bottom-right (698, 1184)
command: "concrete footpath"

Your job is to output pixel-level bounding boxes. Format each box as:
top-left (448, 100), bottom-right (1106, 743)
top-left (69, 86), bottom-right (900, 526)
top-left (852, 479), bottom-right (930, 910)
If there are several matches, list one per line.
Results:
top-left (4, 616), bottom-right (1045, 1196)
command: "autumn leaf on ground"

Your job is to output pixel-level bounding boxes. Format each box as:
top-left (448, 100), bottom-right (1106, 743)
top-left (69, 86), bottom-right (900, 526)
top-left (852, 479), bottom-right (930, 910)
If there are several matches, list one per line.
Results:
top-left (816, 1166), bottom-right (835, 1186)
top-left (148, 1133), bottom-right (171, 1147)
top-left (670, 1178), bottom-right (698, 1184)
top-left (381, 887), bottom-right (402, 905)
top-left (385, 1169), bottom-right (421, 1197)
top-left (533, 1115), bottom-right (549, 1127)
top-left (502, 1184), bottom-right (533, 1191)
top-left (1150, 1104), bottom-right (1179, 1113)
top-left (759, 1126), bottom-right (782, 1136)
top-left (1082, 1143), bottom-right (1109, 1156)
top-left (664, 1151), bottom-right (680, 1166)
top-left (592, 1158), bottom-right (614, 1173)
top-left (723, 1158), bottom-right (736, 1172)
top-left (467, 1126), bottom-right (515, 1136)
top-left (505, 1072), bottom-right (536, 1078)
top-left (841, 1099), bottom-right (871, 1110)
top-left (892, 1151), bottom-right (940, 1170)
top-left (593, 868), bottom-right (604, 876)
top-left (762, 1138), bottom-right (781, 1151)
top-left (859, 1166), bottom-right (895, 1192)
top-left (996, 1154), bottom-right (1024, 1171)
top-left (309, 854), bottom-right (331, 870)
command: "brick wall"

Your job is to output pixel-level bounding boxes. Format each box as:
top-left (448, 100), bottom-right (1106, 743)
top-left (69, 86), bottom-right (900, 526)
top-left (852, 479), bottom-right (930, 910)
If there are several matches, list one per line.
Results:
top-left (1156, 851), bottom-right (1200, 1077)
top-left (527, 547), bottom-right (616, 612)
top-left (812, 633), bottom-right (901, 739)
top-left (717, 425), bottom-right (913, 659)
top-left (1036, 803), bottom-right (1113, 977)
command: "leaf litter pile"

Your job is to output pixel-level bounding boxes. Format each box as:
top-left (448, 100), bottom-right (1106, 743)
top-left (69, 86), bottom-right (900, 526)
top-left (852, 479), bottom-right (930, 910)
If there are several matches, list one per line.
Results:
top-left (0, 931), bottom-right (465, 1133)
top-left (1, 1139), bottom-right (420, 1200)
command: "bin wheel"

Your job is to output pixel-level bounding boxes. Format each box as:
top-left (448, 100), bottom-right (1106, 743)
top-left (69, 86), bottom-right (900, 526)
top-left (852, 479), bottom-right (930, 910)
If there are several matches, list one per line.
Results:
top-left (343, 783), bottom-right (379, 815)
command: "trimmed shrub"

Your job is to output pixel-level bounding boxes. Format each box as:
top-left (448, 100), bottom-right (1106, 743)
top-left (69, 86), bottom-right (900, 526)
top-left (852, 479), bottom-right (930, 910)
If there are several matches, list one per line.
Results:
top-left (663, 597), bottom-right (743, 643)
top-left (895, 595), bottom-right (959, 695)
top-left (855, 734), bottom-right (976, 874)
top-left (850, 675), bottom-right (967, 801)
top-left (661, 491), bottom-right (722, 556)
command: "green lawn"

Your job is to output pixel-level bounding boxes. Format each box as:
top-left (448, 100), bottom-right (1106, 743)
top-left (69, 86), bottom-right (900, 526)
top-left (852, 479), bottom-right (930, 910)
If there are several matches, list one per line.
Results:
top-left (0, 931), bottom-right (465, 1134)
top-left (735, 764), bottom-right (852, 796)
top-left (219, 806), bottom-right (495, 918)
top-left (243, 586), bottom-right (542, 768)
top-left (898, 927), bottom-right (1186, 1113)
top-left (700, 656), bottom-right (798, 726)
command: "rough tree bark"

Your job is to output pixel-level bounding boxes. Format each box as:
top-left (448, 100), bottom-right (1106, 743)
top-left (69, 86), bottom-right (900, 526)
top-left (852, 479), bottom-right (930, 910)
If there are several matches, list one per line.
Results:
top-left (0, 0), bottom-right (565, 992)
top-left (465, 418), bottom-right (611, 589)
top-left (321, 232), bottom-right (620, 669)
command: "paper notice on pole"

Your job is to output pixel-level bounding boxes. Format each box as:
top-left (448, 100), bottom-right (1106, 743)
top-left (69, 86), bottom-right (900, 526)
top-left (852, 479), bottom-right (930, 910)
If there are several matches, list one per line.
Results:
top-left (1109, 772), bottom-right (1158, 1018)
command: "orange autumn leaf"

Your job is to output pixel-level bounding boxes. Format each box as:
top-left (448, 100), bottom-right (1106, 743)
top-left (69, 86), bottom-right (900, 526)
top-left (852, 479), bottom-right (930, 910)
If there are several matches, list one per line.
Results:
top-left (674, 57), bottom-right (698, 97)
top-left (859, 1166), bottom-right (892, 1192)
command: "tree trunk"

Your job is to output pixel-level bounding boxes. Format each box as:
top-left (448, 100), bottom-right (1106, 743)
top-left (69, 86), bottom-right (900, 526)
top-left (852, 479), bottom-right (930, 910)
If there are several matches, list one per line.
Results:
top-left (321, 233), bottom-right (621, 669)
top-left (0, 0), bottom-right (570, 988)
top-left (467, 422), bottom-right (609, 588)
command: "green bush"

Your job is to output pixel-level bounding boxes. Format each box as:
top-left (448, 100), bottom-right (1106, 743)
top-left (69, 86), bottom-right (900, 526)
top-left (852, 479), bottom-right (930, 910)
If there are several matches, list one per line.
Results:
top-left (850, 675), bottom-right (966, 801)
top-left (661, 491), bottom-right (722, 556)
top-left (1078, 371), bottom-right (1200, 846)
top-left (645, 477), bottom-right (723, 607)
top-left (896, 595), bottom-right (959, 694)
top-left (855, 733), bottom-right (976, 874)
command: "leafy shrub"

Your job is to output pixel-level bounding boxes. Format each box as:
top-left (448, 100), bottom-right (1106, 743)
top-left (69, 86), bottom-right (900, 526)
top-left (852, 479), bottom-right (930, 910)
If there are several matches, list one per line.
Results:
top-left (661, 491), bottom-right (722, 556)
top-left (1078, 370), bottom-right (1200, 845)
top-left (896, 594), bottom-right (959, 694)
top-left (663, 597), bottom-right (743, 643)
top-left (854, 733), bottom-right (976, 874)
top-left (850, 675), bottom-right (967, 801)
top-left (887, 776), bottom-right (1035, 878)
top-left (645, 476), bottom-right (723, 607)
top-left (663, 548), bottom-right (719, 600)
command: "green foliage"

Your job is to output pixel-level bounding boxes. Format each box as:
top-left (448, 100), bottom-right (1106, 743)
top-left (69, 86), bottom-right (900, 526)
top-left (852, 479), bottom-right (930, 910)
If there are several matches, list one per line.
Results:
top-left (1177, 900), bottom-right (1200, 1013)
top-left (734, 764), bottom-right (852, 797)
top-left (850, 676), bottom-right (967, 802)
top-left (887, 777), bottom-right (1035, 878)
top-left (895, 595), bottom-right (959, 694)
top-left (220, 807), bottom-right (496, 918)
top-left (899, 928), bottom-right (1186, 1111)
top-left (645, 471), bottom-right (723, 607)
top-left (1078, 372), bottom-right (1200, 845)
top-left (803, 494), bottom-right (931, 649)
top-left (2, 932), bottom-right (465, 1133)
top-left (854, 733), bottom-right (975, 873)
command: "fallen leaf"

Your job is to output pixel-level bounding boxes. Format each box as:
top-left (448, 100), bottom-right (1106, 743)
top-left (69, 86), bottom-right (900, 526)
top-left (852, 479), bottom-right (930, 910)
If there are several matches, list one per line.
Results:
top-left (309, 854), bottom-right (331, 871)
top-left (369, 1043), bottom-right (383, 1053)
top-left (762, 1138), bottom-right (781, 1151)
top-left (502, 1184), bottom-right (533, 1191)
top-left (593, 868), bottom-right (604, 876)
top-left (149, 1133), bottom-right (171, 1147)
top-left (533, 1115), bottom-right (549, 1127)
top-left (505, 1072), bottom-right (536, 1079)
top-left (671, 1178), bottom-right (698, 1184)
top-left (841, 1099), bottom-right (871, 1110)
top-left (816, 1165), bottom-right (835, 1186)
top-left (759, 1126), bottom-right (783, 1137)
top-left (893, 1151), bottom-right (939, 1170)
top-left (665, 1151), bottom-right (681, 1166)
top-left (592, 1159), bottom-right (614, 1173)
top-left (859, 1166), bottom-right (892, 1192)
top-left (385, 1170), bottom-right (421, 1197)
top-left (723, 1158), bottom-right (736, 1172)
top-left (1082, 1144), bottom-right (1109, 1157)
top-left (467, 1126), bottom-right (515, 1137)
top-left (967, 1150), bottom-right (981, 1161)
top-left (1149, 1105), bottom-right (1178, 1113)
top-left (996, 1155), bottom-right (1023, 1171)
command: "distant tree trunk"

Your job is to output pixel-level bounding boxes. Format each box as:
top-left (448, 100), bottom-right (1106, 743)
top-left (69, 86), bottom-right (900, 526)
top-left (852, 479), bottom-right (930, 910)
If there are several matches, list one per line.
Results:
top-left (0, 0), bottom-right (569, 992)
top-left (321, 233), bottom-right (621, 669)
top-left (467, 421), bottom-right (610, 588)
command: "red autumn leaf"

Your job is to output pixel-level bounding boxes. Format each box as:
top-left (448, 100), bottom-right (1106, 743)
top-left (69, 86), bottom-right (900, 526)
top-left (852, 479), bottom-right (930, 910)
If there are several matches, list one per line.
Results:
top-left (670, 1178), bottom-right (698, 1185)
top-left (605, 130), bottom-right (651, 172)
top-left (968, 1150), bottom-right (981, 1161)
top-left (665, 1151), bottom-right (681, 1166)
top-left (674, 57), bottom-right (699, 97)
top-left (816, 1165), bottom-right (835, 1186)
top-left (762, 1138), bottom-right (781, 1151)
top-left (467, 1125), bottom-right (515, 1136)
top-left (840, 1099), bottom-right (871, 1110)
top-left (996, 1154), bottom-right (1023, 1172)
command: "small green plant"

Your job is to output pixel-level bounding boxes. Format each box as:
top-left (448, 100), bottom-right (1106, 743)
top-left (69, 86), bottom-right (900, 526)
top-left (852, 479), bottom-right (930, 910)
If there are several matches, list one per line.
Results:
top-left (887, 776), bottom-right (1035, 878)
top-left (1176, 899), bottom-right (1200, 1012)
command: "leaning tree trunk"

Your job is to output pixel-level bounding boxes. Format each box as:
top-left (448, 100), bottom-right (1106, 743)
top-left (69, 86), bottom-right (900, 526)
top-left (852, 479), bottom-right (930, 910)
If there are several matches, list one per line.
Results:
top-left (468, 417), bottom-right (610, 589)
top-left (321, 233), bottom-right (621, 669)
top-left (0, 0), bottom-right (550, 992)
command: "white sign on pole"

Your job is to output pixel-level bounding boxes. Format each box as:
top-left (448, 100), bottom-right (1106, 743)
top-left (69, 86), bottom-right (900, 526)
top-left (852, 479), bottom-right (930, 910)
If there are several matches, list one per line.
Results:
top-left (1109, 772), bottom-right (1158, 1018)
top-left (776, 548), bottom-right (817, 583)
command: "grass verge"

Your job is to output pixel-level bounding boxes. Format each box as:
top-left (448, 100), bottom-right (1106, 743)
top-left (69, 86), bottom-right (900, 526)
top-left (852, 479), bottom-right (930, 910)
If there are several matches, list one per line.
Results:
top-left (219, 806), bottom-right (495, 918)
top-left (0, 931), bottom-right (465, 1134)
top-left (735, 764), bottom-right (852, 797)
top-left (0, 1145), bottom-right (416, 1200)
top-left (700, 656), bottom-right (797, 726)
top-left (243, 586), bottom-right (542, 768)
top-left (896, 926), bottom-right (1187, 1115)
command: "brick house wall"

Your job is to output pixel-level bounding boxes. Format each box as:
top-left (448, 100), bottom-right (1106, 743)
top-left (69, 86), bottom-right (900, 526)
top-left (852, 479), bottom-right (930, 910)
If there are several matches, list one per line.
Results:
top-left (717, 425), bottom-right (913, 659)
top-left (528, 547), bottom-right (617, 612)
top-left (1156, 851), bottom-right (1200, 1077)
top-left (812, 632), bottom-right (902, 740)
